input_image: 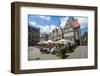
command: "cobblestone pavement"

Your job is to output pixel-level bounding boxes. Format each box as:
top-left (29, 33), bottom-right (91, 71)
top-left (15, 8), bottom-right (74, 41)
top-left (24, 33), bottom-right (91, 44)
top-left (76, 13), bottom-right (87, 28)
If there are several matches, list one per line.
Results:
top-left (28, 46), bottom-right (88, 60)
top-left (67, 46), bottom-right (88, 59)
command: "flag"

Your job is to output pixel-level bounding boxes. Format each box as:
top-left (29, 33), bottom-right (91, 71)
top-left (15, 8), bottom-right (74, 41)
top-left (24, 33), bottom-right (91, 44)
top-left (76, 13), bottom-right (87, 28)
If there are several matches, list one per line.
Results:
top-left (70, 19), bottom-right (80, 28)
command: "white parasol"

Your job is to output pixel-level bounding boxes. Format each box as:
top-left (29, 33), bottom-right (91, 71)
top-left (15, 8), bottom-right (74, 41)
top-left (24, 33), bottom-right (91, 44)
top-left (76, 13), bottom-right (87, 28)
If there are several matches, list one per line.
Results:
top-left (56, 39), bottom-right (74, 44)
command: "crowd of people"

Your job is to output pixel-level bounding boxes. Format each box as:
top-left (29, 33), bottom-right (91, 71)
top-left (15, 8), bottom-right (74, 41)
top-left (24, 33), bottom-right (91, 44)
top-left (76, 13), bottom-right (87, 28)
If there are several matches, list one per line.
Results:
top-left (38, 43), bottom-right (76, 57)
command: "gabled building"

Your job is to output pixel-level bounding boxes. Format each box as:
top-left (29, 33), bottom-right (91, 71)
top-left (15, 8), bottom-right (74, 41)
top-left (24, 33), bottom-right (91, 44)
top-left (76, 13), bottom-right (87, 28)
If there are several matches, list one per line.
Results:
top-left (50, 18), bottom-right (81, 46)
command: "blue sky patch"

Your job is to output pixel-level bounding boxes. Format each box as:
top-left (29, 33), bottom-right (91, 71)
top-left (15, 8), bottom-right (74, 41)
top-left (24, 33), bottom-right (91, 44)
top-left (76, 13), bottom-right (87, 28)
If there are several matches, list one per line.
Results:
top-left (28, 15), bottom-right (88, 35)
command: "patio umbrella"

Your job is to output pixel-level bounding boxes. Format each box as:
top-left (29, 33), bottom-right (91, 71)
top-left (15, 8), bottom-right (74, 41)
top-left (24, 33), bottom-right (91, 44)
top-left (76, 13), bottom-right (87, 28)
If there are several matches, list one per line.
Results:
top-left (46, 40), bottom-right (54, 43)
top-left (38, 40), bottom-right (54, 44)
top-left (56, 39), bottom-right (74, 44)
top-left (66, 40), bottom-right (74, 43)
top-left (38, 41), bottom-right (47, 44)
top-left (56, 39), bottom-right (67, 44)
top-left (45, 40), bottom-right (55, 44)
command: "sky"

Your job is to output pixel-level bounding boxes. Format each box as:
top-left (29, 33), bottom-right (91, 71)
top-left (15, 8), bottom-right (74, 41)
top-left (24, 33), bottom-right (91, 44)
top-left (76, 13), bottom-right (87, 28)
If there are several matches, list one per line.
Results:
top-left (28, 15), bottom-right (88, 35)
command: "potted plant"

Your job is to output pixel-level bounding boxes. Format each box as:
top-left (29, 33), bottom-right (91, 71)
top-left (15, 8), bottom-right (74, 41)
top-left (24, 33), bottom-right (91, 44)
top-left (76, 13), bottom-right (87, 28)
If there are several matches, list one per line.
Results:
top-left (59, 47), bottom-right (66, 59)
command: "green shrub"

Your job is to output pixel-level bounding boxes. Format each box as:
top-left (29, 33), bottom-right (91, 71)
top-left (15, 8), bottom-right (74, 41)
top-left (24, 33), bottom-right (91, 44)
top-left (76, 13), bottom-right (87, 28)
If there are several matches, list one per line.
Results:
top-left (59, 47), bottom-right (65, 54)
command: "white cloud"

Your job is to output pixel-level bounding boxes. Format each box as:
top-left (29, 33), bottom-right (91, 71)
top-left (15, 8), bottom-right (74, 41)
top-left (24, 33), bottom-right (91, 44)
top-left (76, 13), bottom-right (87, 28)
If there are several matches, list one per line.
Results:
top-left (29, 21), bottom-right (39, 28)
top-left (76, 17), bottom-right (88, 24)
top-left (50, 25), bottom-right (57, 32)
top-left (39, 16), bottom-right (51, 20)
top-left (29, 21), bottom-right (36, 25)
top-left (60, 17), bottom-right (68, 28)
top-left (74, 17), bottom-right (88, 29)
top-left (29, 21), bottom-right (50, 34)
top-left (39, 25), bottom-right (50, 34)
top-left (39, 24), bottom-right (59, 34)
top-left (39, 25), bottom-right (44, 33)
top-left (29, 21), bottom-right (55, 34)
top-left (75, 17), bottom-right (88, 25)
top-left (29, 20), bottom-right (60, 34)
top-left (44, 25), bottom-right (50, 34)
top-left (80, 24), bottom-right (87, 29)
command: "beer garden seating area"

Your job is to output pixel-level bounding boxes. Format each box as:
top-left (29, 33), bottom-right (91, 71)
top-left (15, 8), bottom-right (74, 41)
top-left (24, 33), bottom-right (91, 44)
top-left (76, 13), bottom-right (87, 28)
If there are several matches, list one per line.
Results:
top-left (37, 39), bottom-right (76, 59)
